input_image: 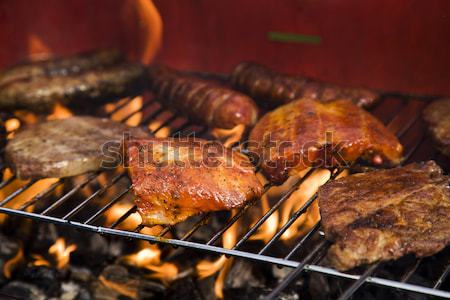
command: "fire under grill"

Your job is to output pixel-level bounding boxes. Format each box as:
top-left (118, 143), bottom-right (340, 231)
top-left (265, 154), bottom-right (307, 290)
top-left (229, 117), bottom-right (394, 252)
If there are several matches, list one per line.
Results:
top-left (0, 89), bottom-right (449, 300)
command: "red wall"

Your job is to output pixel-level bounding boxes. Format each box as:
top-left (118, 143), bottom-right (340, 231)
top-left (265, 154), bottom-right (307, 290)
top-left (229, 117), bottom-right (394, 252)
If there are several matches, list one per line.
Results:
top-left (0, 1), bottom-right (449, 96)
top-left (154, 0), bottom-right (450, 96)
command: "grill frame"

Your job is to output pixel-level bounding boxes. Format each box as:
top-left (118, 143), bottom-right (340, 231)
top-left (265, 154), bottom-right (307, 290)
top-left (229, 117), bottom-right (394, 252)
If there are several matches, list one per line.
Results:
top-left (0, 92), bottom-right (448, 300)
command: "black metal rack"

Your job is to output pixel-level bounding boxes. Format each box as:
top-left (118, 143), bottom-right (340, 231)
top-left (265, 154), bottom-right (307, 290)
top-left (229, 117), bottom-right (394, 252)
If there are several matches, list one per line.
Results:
top-left (0, 93), bottom-right (449, 300)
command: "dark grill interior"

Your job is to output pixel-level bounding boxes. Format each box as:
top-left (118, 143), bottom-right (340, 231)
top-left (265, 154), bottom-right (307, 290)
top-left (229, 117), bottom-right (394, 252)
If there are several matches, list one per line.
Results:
top-left (0, 88), bottom-right (449, 299)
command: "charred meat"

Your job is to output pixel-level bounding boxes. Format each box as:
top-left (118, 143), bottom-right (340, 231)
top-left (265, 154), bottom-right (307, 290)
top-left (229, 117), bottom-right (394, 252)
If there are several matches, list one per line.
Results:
top-left (423, 98), bottom-right (450, 157)
top-left (5, 116), bottom-right (147, 179)
top-left (0, 49), bottom-right (124, 86)
top-left (248, 98), bottom-right (403, 184)
top-left (127, 137), bottom-right (263, 226)
top-left (0, 63), bottom-right (147, 112)
top-left (231, 62), bottom-right (379, 108)
top-left (148, 65), bottom-right (259, 129)
top-left (318, 161), bottom-right (450, 271)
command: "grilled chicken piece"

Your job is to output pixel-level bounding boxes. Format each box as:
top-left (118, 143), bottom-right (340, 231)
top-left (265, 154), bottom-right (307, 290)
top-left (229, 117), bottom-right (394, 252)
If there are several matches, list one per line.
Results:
top-left (423, 98), bottom-right (450, 157)
top-left (318, 161), bottom-right (450, 271)
top-left (148, 65), bottom-right (258, 129)
top-left (248, 98), bottom-right (403, 184)
top-left (231, 62), bottom-right (379, 108)
top-left (0, 49), bottom-right (124, 86)
top-left (5, 116), bottom-right (147, 179)
top-left (0, 63), bottom-right (147, 113)
top-left (127, 137), bottom-right (263, 226)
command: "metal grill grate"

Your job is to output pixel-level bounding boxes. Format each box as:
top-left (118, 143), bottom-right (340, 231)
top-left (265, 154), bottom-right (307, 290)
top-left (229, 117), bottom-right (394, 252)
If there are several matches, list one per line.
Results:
top-left (0, 92), bottom-right (449, 300)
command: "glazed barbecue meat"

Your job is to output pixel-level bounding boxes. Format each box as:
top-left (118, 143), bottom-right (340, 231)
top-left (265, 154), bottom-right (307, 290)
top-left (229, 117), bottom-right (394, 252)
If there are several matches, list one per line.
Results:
top-left (231, 62), bottom-right (379, 108)
top-left (248, 98), bottom-right (403, 184)
top-left (423, 98), bottom-right (450, 157)
top-left (0, 49), bottom-right (124, 86)
top-left (148, 65), bottom-right (258, 129)
top-left (0, 63), bottom-right (147, 112)
top-left (5, 116), bottom-right (147, 179)
top-left (127, 137), bottom-right (263, 226)
top-left (318, 161), bottom-right (450, 271)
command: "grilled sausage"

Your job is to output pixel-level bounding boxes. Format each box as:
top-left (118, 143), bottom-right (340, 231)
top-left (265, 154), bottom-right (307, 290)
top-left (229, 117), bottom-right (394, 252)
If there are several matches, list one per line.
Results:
top-left (0, 49), bottom-right (124, 86)
top-left (148, 65), bottom-right (258, 129)
top-left (0, 63), bottom-right (148, 113)
top-left (231, 62), bottom-right (379, 108)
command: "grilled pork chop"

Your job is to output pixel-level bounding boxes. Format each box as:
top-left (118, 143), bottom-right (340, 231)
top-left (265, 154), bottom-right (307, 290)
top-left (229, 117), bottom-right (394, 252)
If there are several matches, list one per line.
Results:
top-left (127, 137), bottom-right (263, 226)
top-left (5, 116), bottom-right (147, 179)
top-left (318, 161), bottom-right (450, 271)
top-left (423, 98), bottom-right (450, 157)
top-left (0, 63), bottom-right (147, 113)
top-left (248, 98), bottom-right (403, 184)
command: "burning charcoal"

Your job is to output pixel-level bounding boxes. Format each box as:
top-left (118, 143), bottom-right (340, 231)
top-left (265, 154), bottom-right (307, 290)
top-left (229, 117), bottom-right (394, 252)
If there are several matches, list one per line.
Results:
top-left (60, 282), bottom-right (84, 300)
top-left (225, 259), bottom-right (269, 289)
top-left (21, 266), bottom-right (60, 297)
top-left (1, 281), bottom-right (46, 300)
top-left (69, 266), bottom-right (94, 283)
top-left (166, 276), bottom-right (203, 300)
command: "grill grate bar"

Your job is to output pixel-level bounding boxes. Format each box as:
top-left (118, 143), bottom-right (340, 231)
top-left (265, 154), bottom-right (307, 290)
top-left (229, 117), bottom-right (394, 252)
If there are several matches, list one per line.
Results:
top-left (0, 179), bottom-right (38, 207)
top-left (18, 179), bottom-right (64, 211)
top-left (109, 205), bottom-right (137, 229)
top-left (401, 258), bottom-right (423, 283)
top-left (337, 262), bottom-right (382, 300)
top-left (284, 222), bottom-right (320, 260)
top-left (232, 169), bottom-right (317, 250)
top-left (0, 175), bottom-right (16, 189)
top-left (434, 264), bottom-right (450, 289)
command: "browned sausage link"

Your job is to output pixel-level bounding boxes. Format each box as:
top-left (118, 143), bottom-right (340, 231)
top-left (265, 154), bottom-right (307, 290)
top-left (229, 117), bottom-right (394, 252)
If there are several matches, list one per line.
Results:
top-left (148, 65), bottom-right (258, 129)
top-left (230, 62), bottom-right (379, 108)
top-left (0, 49), bottom-right (124, 86)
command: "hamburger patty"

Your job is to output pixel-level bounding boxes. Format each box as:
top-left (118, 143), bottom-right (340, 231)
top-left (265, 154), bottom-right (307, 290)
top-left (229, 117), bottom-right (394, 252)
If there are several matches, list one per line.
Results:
top-left (423, 98), bottom-right (450, 157)
top-left (5, 116), bottom-right (147, 179)
top-left (318, 161), bottom-right (450, 271)
top-left (0, 63), bottom-right (147, 113)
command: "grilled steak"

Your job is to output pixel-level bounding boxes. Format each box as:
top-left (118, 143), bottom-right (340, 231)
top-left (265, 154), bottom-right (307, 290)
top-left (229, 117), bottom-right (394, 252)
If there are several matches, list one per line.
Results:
top-left (5, 116), bottom-right (147, 179)
top-left (127, 137), bottom-right (263, 226)
top-left (248, 98), bottom-right (403, 184)
top-left (0, 49), bottom-right (124, 86)
top-left (0, 63), bottom-right (147, 113)
top-left (423, 98), bottom-right (450, 157)
top-left (148, 65), bottom-right (259, 129)
top-left (231, 62), bottom-right (379, 108)
top-left (318, 161), bottom-right (450, 271)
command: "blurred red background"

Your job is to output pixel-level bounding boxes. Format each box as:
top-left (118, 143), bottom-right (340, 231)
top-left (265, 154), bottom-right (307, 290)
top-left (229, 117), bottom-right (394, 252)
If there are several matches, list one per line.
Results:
top-left (1, 0), bottom-right (449, 95)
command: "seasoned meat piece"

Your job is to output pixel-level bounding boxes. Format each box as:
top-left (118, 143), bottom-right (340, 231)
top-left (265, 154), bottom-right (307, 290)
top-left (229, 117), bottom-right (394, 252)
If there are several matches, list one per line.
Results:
top-left (5, 116), bottom-right (147, 179)
top-left (127, 137), bottom-right (263, 225)
top-left (423, 98), bottom-right (450, 157)
top-left (248, 98), bottom-right (403, 184)
top-left (231, 62), bottom-right (379, 108)
top-left (148, 65), bottom-right (258, 129)
top-left (0, 63), bottom-right (147, 113)
top-left (0, 49), bottom-right (124, 86)
top-left (318, 161), bottom-right (450, 271)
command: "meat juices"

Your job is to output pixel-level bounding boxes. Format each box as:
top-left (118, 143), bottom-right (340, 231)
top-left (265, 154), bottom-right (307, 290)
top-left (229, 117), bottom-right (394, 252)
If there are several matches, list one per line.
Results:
top-left (231, 61), bottom-right (379, 108)
top-left (148, 65), bottom-right (259, 129)
top-left (318, 161), bottom-right (450, 271)
top-left (248, 98), bottom-right (403, 184)
top-left (127, 137), bottom-right (263, 226)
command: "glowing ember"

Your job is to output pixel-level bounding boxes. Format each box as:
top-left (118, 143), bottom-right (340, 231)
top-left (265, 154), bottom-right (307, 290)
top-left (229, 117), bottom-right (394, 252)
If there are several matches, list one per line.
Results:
top-left (47, 102), bottom-right (74, 120)
top-left (3, 247), bottom-right (24, 279)
top-left (5, 118), bottom-right (20, 133)
top-left (48, 238), bottom-right (77, 269)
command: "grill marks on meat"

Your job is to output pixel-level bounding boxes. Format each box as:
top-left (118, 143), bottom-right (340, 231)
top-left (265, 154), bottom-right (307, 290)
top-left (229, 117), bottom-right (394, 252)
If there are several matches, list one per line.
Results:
top-left (0, 49), bottom-right (124, 86)
top-left (127, 137), bottom-right (263, 226)
top-left (423, 98), bottom-right (450, 157)
top-left (0, 63), bottom-right (147, 113)
top-left (318, 161), bottom-right (450, 271)
top-left (248, 98), bottom-right (403, 184)
top-left (5, 116), bottom-right (147, 179)
top-left (231, 62), bottom-right (379, 108)
top-left (148, 65), bottom-right (258, 129)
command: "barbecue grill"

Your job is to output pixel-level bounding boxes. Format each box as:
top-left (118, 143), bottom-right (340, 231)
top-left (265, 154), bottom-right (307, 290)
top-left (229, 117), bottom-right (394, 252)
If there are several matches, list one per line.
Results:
top-left (0, 89), bottom-right (448, 299)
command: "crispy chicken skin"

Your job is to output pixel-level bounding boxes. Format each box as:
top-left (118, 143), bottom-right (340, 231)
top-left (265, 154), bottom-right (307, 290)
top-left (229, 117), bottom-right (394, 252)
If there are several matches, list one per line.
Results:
top-left (318, 161), bottom-right (450, 271)
top-left (127, 137), bottom-right (263, 226)
top-left (248, 98), bottom-right (403, 184)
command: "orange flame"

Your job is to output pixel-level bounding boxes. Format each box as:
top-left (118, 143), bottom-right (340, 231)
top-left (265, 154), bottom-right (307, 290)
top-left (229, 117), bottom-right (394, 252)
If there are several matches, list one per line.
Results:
top-left (3, 247), bottom-right (24, 279)
top-left (211, 124), bottom-right (246, 148)
top-left (48, 238), bottom-right (77, 269)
